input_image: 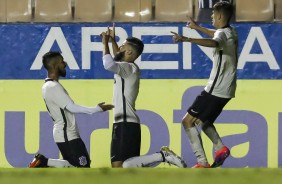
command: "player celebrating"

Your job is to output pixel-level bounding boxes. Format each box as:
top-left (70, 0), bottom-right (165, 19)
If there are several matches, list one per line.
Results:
top-left (101, 24), bottom-right (187, 168)
top-left (171, 1), bottom-right (237, 168)
top-left (28, 52), bottom-right (114, 168)
top-left (101, 25), bottom-right (143, 168)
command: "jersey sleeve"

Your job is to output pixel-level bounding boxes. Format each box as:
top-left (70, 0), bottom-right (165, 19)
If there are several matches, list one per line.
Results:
top-left (46, 84), bottom-right (73, 109)
top-left (103, 54), bottom-right (119, 73)
top-left (212, 29), bottom-right (227, 48)
top-left (103, 54), bottom-right (139, 78)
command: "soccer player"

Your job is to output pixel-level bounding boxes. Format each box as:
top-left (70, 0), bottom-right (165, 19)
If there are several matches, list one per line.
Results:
top-left (101, 25), bottom-right (143, 168)
top-left (171, 1), bottom-right (237, 168)
top-left (28, 52), bottom-right (114, 168)
top-left (101, 25), bottom-right (187, 168)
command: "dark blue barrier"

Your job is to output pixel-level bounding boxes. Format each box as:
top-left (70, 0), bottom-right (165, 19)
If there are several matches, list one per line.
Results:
top-left (0, 23), bottom-right (281, 79)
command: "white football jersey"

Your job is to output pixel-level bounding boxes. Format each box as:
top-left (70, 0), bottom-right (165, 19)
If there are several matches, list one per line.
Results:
top-left (42, 79), bottom-right (80, 143)
top-left (103, 54), bottom-right (140, 124)
top-left (205, 27), bottom-right (238, 98)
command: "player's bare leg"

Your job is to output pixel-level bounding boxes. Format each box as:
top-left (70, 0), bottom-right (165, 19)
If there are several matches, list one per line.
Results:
top-left (111, 161), bottom-right (123, 168)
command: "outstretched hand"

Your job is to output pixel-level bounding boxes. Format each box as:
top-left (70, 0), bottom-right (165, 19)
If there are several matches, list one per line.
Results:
top-left (171, 31), bottom-right (189, 42)
top-left (98, 102), bottom-right (114, 111)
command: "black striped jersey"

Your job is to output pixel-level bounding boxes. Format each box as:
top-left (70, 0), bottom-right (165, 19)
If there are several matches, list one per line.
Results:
top-left (103, 54), bottom-right (140, 124)
top-left (42, 79), bottom-right (80, 143)
top-left (205, 27), bottom-right (238, 98)
top-left (198, 0), bottom-right (233, 9)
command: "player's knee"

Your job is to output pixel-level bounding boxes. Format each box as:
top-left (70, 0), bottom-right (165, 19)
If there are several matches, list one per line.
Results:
top-left (182, 114), bottom-right (194, 128)
top-left (111, 161), bottom-right (123, 168)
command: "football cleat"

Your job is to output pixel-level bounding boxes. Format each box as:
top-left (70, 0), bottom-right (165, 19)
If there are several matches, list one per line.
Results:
top-left (160, 146), bottom-right (187, 168)
top-left (211, 146), bottom-right (230, 168)
top-left (192, 163), bottom-right (211, 168)
top-left (28, 153), bottom-right (48, 168)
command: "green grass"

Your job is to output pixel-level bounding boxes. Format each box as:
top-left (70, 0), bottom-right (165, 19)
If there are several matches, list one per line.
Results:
top-left (1, 168), bottom-right (282, 184)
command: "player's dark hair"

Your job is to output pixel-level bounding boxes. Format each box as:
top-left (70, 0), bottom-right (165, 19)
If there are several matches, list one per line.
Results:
top-left (42, 51), bottom-right (62, 70)
top-left (126, 37), bottom-right (144, 57)
top-left (213, 1), bottom-right (233, 23)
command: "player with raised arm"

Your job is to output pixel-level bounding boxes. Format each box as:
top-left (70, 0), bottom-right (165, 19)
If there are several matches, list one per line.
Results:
top-left (101, 24), bottom-right (187, 168)
top-left (101, 25), bottom-right (143, 168)
top-left (171, 1), bottom-right (238, 168)
top-left (28, 52), bottom-right (114, 168)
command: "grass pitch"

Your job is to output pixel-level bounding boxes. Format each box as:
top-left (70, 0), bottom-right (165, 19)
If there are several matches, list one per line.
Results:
top-left (0, 168), bottom-right (282, 184)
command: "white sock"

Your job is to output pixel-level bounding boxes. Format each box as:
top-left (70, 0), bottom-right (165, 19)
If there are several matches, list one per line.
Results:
top-left (47, 159), bottom-right (74, 168)
top-left (185, 126), bottom-right (209, 165)
top-left (200, 123), bottom-right (224, 152)
top-left (122, 153), bottom-right (163, 168)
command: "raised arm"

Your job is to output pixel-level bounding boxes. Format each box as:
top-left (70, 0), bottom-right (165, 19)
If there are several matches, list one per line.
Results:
top-left (187, 17), bottom-right (216, 38)
top-left (171, 31), bottom-right (218, 48)
top-left (108, 23), bottom-right (119, 55)
top-left (101, 27), bottom-right (111, 56)
top-left (101, 27), bottom-right (119, 73)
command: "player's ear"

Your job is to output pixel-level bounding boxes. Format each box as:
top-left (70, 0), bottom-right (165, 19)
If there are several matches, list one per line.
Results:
top-left (218, 12), bottom-right (222, 20)
top-left (49, 59), bottom-right (57, 70)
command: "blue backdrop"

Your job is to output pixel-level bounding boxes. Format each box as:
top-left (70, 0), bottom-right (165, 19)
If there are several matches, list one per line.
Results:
top-left (0, 22), bottom-right (281, 79)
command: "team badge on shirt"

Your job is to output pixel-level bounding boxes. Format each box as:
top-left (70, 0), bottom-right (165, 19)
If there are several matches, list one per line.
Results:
top-left (79, 156), bottom-right (87, 166)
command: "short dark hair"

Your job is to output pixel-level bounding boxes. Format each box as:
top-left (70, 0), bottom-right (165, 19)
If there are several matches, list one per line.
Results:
top-left (126, 37), bottom-right (144, 57)
top-left (213, 1), bottom-right (233, 22)
top-left (42, 51), bottom-right (62, 69)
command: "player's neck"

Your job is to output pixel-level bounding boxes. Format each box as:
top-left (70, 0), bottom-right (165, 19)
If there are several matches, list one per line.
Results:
top-left (218, 20), bottom-right (229, 29)
top-left (47, 73), bottom-right (59, 82)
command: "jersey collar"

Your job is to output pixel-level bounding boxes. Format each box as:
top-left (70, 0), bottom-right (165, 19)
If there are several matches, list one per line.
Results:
top-left (45, 78), bottom-right (54, 83)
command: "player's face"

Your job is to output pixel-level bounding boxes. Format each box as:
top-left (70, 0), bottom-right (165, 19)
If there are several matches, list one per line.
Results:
top-left (211, 10), bottom-right (220, 28)
top-left (57, 56), bottom-right (67, 77)
top-left (116, 40), bottom-right (133, 62)
top-left (119, 41), bottom-right (130, 52)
